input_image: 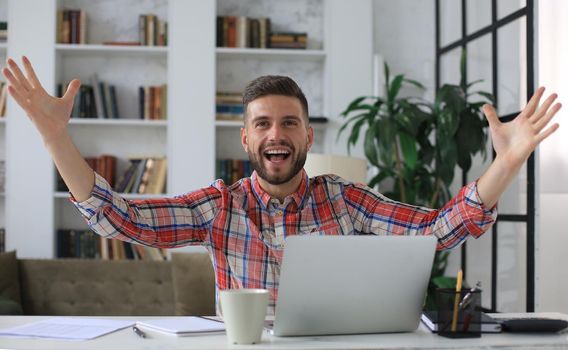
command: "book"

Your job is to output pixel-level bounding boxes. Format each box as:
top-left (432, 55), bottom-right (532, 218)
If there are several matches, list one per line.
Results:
top-left (136, 317), bottom-right (225, 336)
top-left (421, 311), bottom-right (502, 333)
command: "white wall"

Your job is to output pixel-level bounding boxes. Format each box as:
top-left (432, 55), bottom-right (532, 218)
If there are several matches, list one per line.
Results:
top-left (537, 0), bottom-right (568, 313)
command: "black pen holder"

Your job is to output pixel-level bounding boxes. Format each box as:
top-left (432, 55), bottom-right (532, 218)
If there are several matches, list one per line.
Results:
top-left (436, 288), bottom-right (481, 338)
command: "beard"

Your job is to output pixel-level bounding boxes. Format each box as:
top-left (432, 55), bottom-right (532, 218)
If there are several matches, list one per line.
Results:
top-left (248, 140), bottom-right (308, 185)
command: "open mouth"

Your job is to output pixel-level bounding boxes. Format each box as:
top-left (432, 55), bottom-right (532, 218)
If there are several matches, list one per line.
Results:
top-left (264, 148), bottom-right (291, 163)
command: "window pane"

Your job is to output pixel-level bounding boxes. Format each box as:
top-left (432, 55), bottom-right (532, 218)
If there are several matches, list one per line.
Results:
top-left (439, 47), bottom-right (461, 86)
top-left (498, 161), bottom-right (527, 214)
top-left (440, 0), bottom-right (462, 47)
top-left (495, 221), bottom-right (527, 312)
top-left (467, 0), bottom-right (492, 35)
top-left (467, 33), bottom-right (493, 96)
top-left (498, 0), bottom-right (527, 20)
top-left (497, 17), bottom-right (527, 116)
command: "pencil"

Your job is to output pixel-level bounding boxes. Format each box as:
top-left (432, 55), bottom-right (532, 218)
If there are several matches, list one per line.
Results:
top-left (450, 269), bottom-right (463, 332)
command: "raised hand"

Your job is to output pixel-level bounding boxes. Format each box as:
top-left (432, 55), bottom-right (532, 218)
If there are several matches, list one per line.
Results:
top-left (483, 87), bottom-right (561, 168)
top-left (1, 56), bottom-right (80, 145)
top-left (477, 87), bottom-right (561, 208)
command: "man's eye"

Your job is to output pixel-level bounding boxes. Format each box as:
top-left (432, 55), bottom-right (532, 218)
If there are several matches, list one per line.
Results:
top-left (256, 121), bottom-right (268, 128)
top-left (284, 120), bottom-right (298, 127)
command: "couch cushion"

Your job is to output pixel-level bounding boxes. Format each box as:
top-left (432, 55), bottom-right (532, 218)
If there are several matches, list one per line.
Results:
top-left (19, 258), bottom-right (175, 316)
top-left (171, 252), bottom-right (216, 316)
top-left (0, 251), bottom-right (23, 315)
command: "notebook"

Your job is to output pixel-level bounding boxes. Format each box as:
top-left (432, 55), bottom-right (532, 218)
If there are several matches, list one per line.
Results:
top-left (136, 317), bottom-right (225, 336)
top-left (267, 235), bottom-right (437, 336)
top-left (421, 311), bottom-right (502, 333)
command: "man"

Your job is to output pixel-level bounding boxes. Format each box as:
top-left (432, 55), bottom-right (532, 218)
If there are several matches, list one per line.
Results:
top-left (1, 57), bottom-right (561, 314)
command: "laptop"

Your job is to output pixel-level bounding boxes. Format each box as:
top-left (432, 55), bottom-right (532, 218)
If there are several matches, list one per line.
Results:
top-left (267, 235), bottom-right (437, 336)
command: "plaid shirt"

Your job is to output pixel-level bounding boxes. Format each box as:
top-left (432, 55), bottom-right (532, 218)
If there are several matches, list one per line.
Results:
top-left (73, 170), bottom-right (496, 315)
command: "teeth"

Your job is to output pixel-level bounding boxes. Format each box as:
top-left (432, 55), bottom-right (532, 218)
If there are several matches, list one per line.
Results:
top-left (265, 149), bottom-right (290, 155)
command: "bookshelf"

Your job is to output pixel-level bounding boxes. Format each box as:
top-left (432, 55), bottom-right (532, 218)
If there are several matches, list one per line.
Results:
top-left (4, 0), bottom-right (373, 258)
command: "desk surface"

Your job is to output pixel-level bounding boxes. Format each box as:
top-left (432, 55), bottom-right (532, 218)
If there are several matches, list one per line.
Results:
top-left (1, 314), bottom-right (567, 350)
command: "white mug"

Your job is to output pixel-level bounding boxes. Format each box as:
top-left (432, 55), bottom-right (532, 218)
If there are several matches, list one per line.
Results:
top-left (220, 289), bottom-right (269, 344)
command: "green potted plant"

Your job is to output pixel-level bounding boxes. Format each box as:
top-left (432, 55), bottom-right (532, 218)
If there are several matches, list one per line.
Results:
top-left (339, 50), bottom-right (494, 309)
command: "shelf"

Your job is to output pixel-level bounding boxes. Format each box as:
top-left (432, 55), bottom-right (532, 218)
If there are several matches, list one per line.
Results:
top-left (0, 42), bottom-right (6, 51)
top-left (216, 47), bottom-right (326, 61)
top-left (68, 119), bottom-right (167, 127)
top-left (54, 191), bottom-right (167, 200)
top-left (55, 44), bottom-right (168, 58)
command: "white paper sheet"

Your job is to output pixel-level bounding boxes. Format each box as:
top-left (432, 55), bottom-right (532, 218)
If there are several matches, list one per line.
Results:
top-left (137, 317), bottom-right (225, 335)
top-left (0, 317), bottom-right (135, 340)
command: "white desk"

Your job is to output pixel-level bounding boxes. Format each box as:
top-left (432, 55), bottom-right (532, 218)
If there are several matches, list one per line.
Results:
top-left (1, 314), bottom-right (568, 350)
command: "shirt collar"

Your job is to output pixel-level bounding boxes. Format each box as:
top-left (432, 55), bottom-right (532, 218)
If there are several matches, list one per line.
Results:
top-left (251, 169), bottom-right (309, 210)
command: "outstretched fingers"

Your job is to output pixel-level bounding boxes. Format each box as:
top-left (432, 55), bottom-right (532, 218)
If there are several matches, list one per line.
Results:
top-left (22, 56), bottom-right (44, 90)
top-left (534, 102), bottom-right (562, 132)
top-left (536, 123), bottom-right (560, 144)
top-left (6, 58), bottom-right (33, 92)
top-left (530, 92), bottom-right (558, 122)
top-left (2, 66), bottom-right (27, 94)
top-left (482, 104), bottom-right (501, 128)
top-left (520, 86), bottom-right (545, 119)
top-left (6, 85), bottom-right (31, 114)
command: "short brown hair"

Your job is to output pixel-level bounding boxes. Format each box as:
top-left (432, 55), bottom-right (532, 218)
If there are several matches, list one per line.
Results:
top-left (242, 75), bottom-right (309, 123)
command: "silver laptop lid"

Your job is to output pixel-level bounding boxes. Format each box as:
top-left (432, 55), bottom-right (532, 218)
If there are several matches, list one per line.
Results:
top-left (272, 235), bottom-right (437, 336)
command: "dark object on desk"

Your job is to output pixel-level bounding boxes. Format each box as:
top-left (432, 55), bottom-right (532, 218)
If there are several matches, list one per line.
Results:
top-left (434, 288), bottom-right (482, 338)
top-left (500, 318), bottom-right (568, 333)
top-left (422, 311), bottom-right (502, 333)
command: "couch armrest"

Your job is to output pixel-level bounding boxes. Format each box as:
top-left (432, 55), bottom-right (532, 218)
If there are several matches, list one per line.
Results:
top-left (171, 252), bottom-right (216, 316)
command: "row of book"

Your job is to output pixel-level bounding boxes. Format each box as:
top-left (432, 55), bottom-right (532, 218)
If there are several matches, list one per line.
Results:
top-left (56, 229), bottom-right (167, 260)
top-left (216, 16), bottom-right (308, 49)
top-left (57, 156), bottom-right (167, 195)
top-left (0, 22), bottom-right (7, 42)
top-left (216, 16), bottom-right (271, 48)
top-left (139, 85), bottom-right (168, 120)
top-left (57, 75), bottom-right (119, 119)
top-left (0, 82), bottom-right (7, 117)
top-left (115, 157), bottom-right (167, 194)
top-left (139, 14), bottom-right (168, 46)
top-left (57, 9), bottom-right (87, 44)
top-left (57, 155), bottom-right (116, 191)
top-left (0, 228), bottom-right (5, 253)
top-left (216, 159), bottom-right (252, 185)
top-left (216, 92), bottom-right (243, 121)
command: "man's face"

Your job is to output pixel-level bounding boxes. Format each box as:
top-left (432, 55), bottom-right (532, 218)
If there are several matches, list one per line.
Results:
top-left (240, 95), bottom-right (313, 185)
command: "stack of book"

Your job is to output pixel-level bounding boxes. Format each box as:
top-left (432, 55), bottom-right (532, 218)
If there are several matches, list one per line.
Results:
top-left (139, 14), bottom-right (168, 46)
top-left (57, 9), bottom-right (87, 44)
top-left (216, 16), bottom-right (271, 48)
top-left (56, 229), bottom-right (167, 260)
top-left (0, 82), bottom-right (7, 117)
top-left (0, 22), bottom-right (6, 42)
top-left (58, 75), bottom-right (120, 119)
top-left (216, 92), bottom-right (243, 121)
top-left (139, 85), bottom-right (167, 120)
top-left (269, 32), bottom-right (307, 49)
top-left (115, 157), bottom-right (167, 194)
top-left (216, 159), bottom-right (252, 185)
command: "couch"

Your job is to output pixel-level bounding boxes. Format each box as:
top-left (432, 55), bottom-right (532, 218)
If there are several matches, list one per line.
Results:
top-left (0, 250), bottom-right (216, 316)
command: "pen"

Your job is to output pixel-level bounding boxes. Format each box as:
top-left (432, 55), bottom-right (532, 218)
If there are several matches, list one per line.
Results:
top-left (132, 326), bottom-right (146, 339)
top-left (450, 269), bottom-right (463, 332)
top-left (459, 281), bottom-right (482, 310)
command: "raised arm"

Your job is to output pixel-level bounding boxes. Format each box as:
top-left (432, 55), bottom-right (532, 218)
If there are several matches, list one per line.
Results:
top-left (2, 56), bottom-right (95, 201)
top-left (477, 87), bottom-right (561, 208)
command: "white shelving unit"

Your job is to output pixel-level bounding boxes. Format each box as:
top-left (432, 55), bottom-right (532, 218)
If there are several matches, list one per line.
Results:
top-left (5, 0), bottom-right (373, 258)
